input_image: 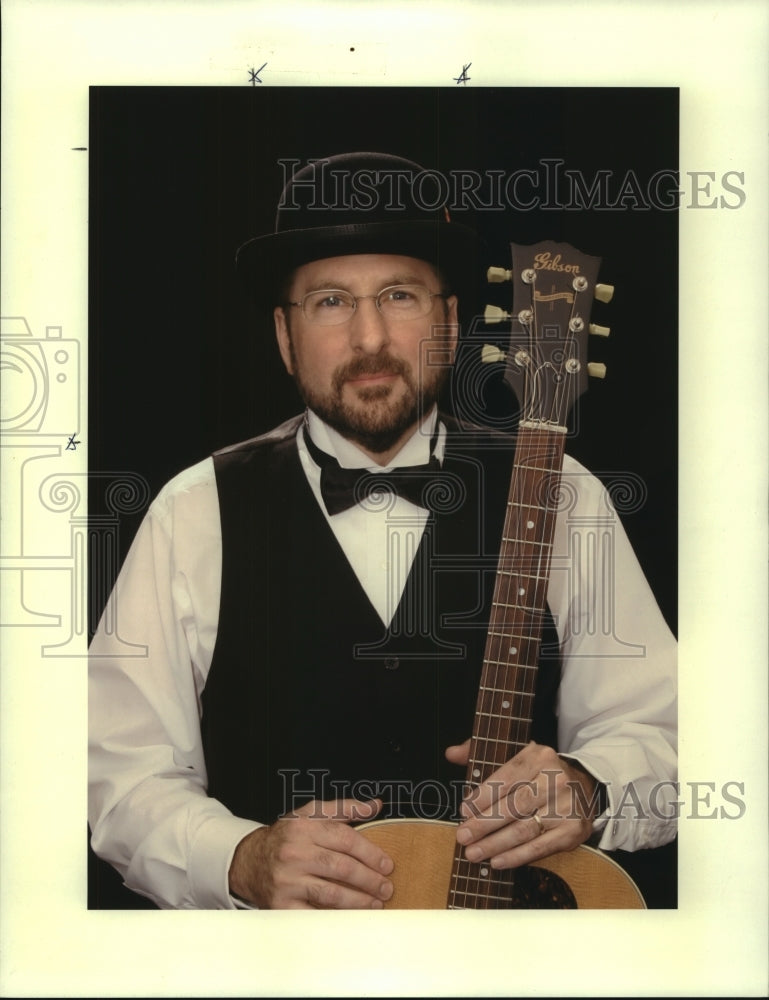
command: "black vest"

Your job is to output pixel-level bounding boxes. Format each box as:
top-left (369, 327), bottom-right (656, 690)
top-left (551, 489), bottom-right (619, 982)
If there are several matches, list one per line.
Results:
top-left (201, 415), bottom-right (562, 824)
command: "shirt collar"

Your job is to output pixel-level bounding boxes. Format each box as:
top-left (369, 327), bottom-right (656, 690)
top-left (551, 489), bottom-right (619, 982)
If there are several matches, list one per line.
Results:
top-left (304, 407), bottom-right (443, 470)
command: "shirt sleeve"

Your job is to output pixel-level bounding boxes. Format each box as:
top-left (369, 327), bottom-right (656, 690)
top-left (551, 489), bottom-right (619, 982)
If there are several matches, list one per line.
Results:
top-left (549, 457), bottom-right (678, 852)
top-left (88, 459), bottom-right (261, 909)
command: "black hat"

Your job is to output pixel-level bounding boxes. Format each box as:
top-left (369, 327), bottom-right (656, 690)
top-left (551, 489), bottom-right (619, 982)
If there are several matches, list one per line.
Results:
top-left (235, 152), bottom-right (477, 306)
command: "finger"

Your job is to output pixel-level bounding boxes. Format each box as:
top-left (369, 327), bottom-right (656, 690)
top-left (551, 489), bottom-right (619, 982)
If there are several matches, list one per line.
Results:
top-left (283, 801), bottom-right (394, 878)
top-left (486, 826), bottom-right (576, 871)
top-left (458, 775), bottom-right (541, 842)
top-left (461, 811), bottom-right (548, 863)
top-left (459, 744), bottom-right (542, 820)
top-left (277, 822), bottom-right (394, 904)
top-left (293, 797), bottom-right (384, 822)
top-left (301, 874), bottom-right (393, 910)
top-left (267, 819), bottom-right (394, 907)
top-left (302, 843), bottom-right (395, 905)
top-left (444, 739), bottom-right (471, 765)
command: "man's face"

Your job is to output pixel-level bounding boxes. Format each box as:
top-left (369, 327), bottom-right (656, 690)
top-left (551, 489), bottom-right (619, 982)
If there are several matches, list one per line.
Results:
top-left (274, 254), bottom-right (458, 459)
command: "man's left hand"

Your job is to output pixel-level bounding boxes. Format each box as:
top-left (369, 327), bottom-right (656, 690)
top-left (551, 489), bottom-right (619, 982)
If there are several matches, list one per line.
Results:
top-left (444, 740), bottom-right (600, 869)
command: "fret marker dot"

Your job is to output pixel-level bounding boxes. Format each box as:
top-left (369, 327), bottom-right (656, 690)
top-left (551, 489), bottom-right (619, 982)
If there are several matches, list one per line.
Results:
top-left (480, 867), bottom-right (489, 877)
top-left (502, 700), bottom-right (510, 709)
top-left (518, 587), bottom-right (526, 596)
top-left (526, 520), bottom-right (535, 529)
top-left (510, 646), bottom-right (517, 655)
top-left (472, 768), bottom-right (481, 778)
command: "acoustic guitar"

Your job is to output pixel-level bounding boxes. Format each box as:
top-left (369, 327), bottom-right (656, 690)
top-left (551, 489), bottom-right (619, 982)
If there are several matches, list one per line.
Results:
top-left (359, 240), bottom-right (645, 909)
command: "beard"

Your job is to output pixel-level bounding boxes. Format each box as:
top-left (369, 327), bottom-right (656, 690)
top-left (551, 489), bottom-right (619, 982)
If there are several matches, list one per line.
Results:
top-left (291, 348), bottom-right (450, 456)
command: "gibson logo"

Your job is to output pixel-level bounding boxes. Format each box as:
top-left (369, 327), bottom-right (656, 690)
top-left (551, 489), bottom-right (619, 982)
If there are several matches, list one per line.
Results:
top-left (534, 252), bottom-right (580, 274)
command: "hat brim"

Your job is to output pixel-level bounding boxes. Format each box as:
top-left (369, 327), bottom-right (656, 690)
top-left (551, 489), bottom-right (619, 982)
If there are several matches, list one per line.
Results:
top-left (236, 219), bottom-right (478, 307)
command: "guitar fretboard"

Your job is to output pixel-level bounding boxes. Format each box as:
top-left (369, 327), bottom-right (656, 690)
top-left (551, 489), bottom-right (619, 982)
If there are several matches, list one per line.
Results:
top-left (446, 423), bottom-right (565, 909)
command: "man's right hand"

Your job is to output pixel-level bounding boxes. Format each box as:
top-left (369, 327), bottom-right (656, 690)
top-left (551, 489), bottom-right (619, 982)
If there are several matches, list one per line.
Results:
top-left (228, 798), bottom-right (394, 909)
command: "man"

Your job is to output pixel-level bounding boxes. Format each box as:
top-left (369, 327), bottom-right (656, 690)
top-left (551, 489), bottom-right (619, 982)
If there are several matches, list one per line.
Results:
top-left (89, 152), bottom-right (677, 910)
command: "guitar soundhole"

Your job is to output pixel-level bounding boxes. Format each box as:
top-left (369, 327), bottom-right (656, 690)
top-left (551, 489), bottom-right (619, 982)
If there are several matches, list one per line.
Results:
top-left (503, 866), bottom-right (578, 909)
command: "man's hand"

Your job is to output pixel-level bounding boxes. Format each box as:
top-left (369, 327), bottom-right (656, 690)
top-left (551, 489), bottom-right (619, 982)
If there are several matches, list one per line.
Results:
top-left (228, 798), bottom-right (394, 909)
top-left (445, 740), bottom-right (601, 870)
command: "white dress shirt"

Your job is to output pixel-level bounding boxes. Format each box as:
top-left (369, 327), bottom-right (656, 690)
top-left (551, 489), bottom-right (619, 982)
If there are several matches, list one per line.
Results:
top-left (88, 409), bottom-right (677, 909)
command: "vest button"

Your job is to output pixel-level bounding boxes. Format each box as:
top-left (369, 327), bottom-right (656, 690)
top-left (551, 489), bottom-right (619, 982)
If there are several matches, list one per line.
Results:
top-left (389, 740), bottom-right (402, 753)
top-left (383, 657), bottom-right (400, 670)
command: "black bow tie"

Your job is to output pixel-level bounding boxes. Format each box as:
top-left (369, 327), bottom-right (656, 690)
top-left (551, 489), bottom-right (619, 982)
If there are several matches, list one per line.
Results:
top-left (303, 428), bottom-right (441, 516)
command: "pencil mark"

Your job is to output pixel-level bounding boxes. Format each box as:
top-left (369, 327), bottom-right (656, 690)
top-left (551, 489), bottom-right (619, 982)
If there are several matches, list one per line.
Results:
top-left (248, 63), bottom-right (267, 86)
top-left (454, 63), bottom-right (472, 85)
top-left (66, 433), bottom-right (81, 451)
top-left (71, 147), bottom-right (88, 151)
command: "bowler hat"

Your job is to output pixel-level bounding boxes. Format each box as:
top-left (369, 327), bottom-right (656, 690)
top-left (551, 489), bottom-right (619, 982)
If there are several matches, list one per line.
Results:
top-left (235, 152), bottom-right (477, 306)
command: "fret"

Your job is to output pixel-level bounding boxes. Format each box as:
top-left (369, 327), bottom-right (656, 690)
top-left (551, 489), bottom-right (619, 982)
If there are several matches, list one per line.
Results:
top-left (471, 733), bottom-right (526, 745)
top-left (495, 569), bottom-right (548, 581)
top-left (477, 695), bottom-right (534, 707)
top-left (449, 876), bottom-right (513, 893)
top-left (478, 683), bottom-right (535, 696)
top-left (477, 693), bottom-right (533, 710)
top-left (483, 648), bottom-right (538, 660)
top-left (476, 700), bottom-right (534, 717)
top-left (465, 755), bottom-right (521, 768)
top-left (475, 709), bottom-right (530, 721)
top-left (507, 500), bottom-right (552, 513)
top-left (481, 672), bottom-right (536, 687)
top-left (484, 639), bottom-right (539, 657)
top-left (448, 890), bottom-right (516, 905)
top-left (485, 629), bottom-right (537, 639)
top-left (509, 461), bottom-right (560, 474)
top-left (450, 869), bottom-right (514, 886)
top-left (491, 599), bottom-right (545, 613)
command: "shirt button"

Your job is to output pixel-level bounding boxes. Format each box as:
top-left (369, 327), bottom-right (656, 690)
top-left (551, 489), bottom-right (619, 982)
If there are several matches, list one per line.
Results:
top-left (389, 740), bottom-right (402, 753)
top-left (383, 657), bottom-right (399, 670)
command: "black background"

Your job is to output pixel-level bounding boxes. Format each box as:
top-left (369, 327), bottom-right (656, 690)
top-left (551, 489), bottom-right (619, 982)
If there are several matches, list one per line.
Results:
top-left (88, 86), bottom-right (678, 908)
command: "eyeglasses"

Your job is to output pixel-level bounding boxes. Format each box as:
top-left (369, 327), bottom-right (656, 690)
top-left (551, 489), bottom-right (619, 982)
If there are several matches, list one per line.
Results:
top-left (286, 283), bottom-right (446, 327)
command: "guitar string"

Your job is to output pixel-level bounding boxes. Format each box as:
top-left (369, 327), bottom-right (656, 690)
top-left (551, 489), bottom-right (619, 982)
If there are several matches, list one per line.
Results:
top-left (455, 431), bottom-right (523, 906)
top-left (452, 271), bottom-right (574, 908)
top-left (460, 280), bottom-right (544, 906)
top-left (461, 434), bottom-right (543, 904)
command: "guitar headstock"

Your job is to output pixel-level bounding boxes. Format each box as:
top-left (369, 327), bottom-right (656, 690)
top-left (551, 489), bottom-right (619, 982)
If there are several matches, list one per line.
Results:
top-left (483, 241), bottom-right (613, 430)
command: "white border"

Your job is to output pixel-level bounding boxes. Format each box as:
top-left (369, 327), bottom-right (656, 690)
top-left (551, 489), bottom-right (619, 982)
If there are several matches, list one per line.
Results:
top-left (2, 1), bottom-right (767, 996)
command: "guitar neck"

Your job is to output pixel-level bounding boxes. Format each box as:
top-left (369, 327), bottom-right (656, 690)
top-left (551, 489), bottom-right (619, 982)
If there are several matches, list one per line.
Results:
top-left (468, 422), bottom-right (566, 782)
top-left (445, 239), bottom-right (608, 909)
top-left (446, 422), bottom-right (565, 910)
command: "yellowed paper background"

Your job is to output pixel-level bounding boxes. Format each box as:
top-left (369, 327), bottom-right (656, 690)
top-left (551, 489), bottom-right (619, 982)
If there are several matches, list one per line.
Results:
top-left (1, 1), bottom-right (767, 995)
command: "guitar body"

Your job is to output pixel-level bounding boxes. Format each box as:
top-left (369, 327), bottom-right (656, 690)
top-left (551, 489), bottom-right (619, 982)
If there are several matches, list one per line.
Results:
top-left (358, 819), bottom-right (645, 909)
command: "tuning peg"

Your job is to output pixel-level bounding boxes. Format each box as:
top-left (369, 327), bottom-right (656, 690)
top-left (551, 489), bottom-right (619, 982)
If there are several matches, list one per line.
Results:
top-left (481, 344), bottom-right (507, 363)
top-left (594, 284), bottom-right (614, 303)
top-left (487, 266), bottom-right (513, 283)
top-left (587, 362), bottom-right (607, 379)
top-left (589, 323), bottom-right (611, 337)
top-left (484, 304), bottom-right (511, 324)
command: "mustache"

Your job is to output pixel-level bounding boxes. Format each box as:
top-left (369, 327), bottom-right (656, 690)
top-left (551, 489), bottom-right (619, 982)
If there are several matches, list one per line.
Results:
top-left (333, 353), bottom-right (410, 389)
